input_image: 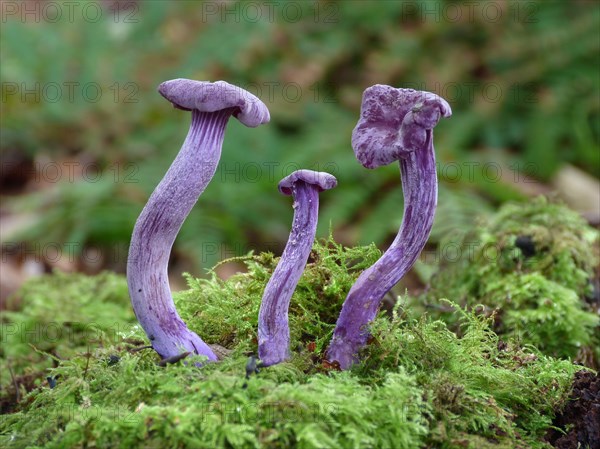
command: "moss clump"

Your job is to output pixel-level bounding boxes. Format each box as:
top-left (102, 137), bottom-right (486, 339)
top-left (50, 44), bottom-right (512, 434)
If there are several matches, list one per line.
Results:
top-left (0, 227), bottom-right (588, 449)
top-left (482, 273), bottom-right (597, 358)
top-left (0, 350), bottom-right (429, 449)
top-left (421, 197), bottom-right (599, 364)
top-left (1, 198), bottom-right (596, 448)
top-left (359, 303), bottom-right (579, 448)
top-left (0, 293), bottom-right (579, 449)
top-left (0, 271), bottom-right (138, 412)
top-left (176, 239), bottom-right (382, 356)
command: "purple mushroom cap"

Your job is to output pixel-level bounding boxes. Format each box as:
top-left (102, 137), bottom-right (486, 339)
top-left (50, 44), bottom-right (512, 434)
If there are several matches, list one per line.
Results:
top-left (278, 169), bottom-right (338, 196)
top-left (352, 85), bottom-right (451, 169)
top-left (158, 79), bottom-right (270, 127)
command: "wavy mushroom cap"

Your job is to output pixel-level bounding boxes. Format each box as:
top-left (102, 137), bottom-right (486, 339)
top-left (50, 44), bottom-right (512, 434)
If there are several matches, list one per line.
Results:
top-left (278, 170), bottom-right (338, 196)
top-left (158, 79), bottom-right (270, 128)
top-left (352, 84), bottom-right (451, 168)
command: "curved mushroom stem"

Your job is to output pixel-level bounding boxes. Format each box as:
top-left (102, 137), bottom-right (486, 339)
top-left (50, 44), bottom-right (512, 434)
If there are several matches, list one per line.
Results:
top-left (258, 170), bottom-right (337, 366)
top-left (326, 85), bottom-right (450, 369)
top-left (128, 108), bottom-right (235, 362)
top-left (258, 183), bottom-right (318, 365)
top-left (127, 79), bottom-right (269, 363)
top-left (327, 143), bottom-right (436, 369)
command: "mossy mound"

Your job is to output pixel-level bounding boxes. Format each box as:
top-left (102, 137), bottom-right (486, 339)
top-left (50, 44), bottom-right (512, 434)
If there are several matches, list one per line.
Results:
top-left (1, 198), bottom-right (598, 448)
top-left (421, 197), bottom-right (599, 364)
top-left (176, 239), bottom-right (382, 358)
top-left (0, 293), bottom-right (579, 449)
top-left (0, 271), bottom-right (137, 413)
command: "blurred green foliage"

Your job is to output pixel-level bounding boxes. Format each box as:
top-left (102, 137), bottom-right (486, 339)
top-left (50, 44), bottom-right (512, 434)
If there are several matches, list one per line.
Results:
top-left (1, 0), bottom-right (598, 272)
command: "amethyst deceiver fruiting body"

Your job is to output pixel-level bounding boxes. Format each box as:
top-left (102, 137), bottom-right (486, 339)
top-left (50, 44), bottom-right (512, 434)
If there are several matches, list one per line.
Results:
top-left (258, 170), bottom-right (337, 366)
top-left (127, 79), bottom-right (269, 362)
top-left (327, 85), bottom-right (451, 369)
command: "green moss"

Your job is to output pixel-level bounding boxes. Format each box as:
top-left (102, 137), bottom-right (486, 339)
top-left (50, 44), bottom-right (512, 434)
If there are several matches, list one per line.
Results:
top-left (483, 273), bottom-right (597, 358)
top-left (0, 271), bottom-right (138, 404)
top-left (1, 305), bottom-right (579, 449)
top-left (1, 199), bottom-right (596, 448)
top-left (177, 238), bottom-right (382, 356)
top-left (0, 348), bottom-right (430, 449)
top-left (360, 302), bottom-right (580, 448)
top-left (421, 197), bottom-right (599, 363)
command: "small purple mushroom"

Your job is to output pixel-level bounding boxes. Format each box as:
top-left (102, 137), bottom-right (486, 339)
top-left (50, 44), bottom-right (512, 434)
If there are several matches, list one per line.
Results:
top-left (327, 85), bottom-right (451, 369)
top-left (258, 170), bottom-right (337, 366)
top-left (127, 79), bottom-right (269, 362)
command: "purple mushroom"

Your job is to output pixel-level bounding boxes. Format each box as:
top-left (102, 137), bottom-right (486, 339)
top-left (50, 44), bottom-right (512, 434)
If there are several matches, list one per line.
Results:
top-left (127, 79), bottom-right (269, 362)
top-left (327, 85), bottom-right (451, 369)
top-left (258, 170), bottom-right (337, 366)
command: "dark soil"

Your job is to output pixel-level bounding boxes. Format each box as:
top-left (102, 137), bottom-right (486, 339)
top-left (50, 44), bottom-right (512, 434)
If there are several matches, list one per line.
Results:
top-left (547, 370), bottom-right (600, 449)
top-left (0, 371), bottom-right (44, 414)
